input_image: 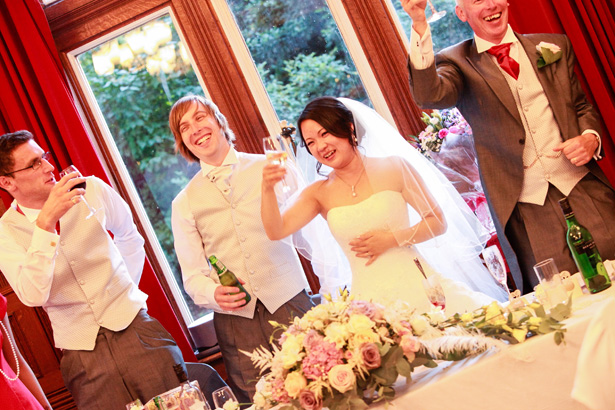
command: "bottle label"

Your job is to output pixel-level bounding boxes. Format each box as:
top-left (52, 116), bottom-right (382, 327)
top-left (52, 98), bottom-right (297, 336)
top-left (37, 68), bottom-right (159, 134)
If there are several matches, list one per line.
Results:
top-left (573, 240), bottom-right (597, 256)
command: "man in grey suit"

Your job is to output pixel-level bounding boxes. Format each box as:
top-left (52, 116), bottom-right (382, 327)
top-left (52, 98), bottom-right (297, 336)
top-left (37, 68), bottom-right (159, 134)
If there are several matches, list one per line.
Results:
top-left (402, 0), bottom-right (615, 293)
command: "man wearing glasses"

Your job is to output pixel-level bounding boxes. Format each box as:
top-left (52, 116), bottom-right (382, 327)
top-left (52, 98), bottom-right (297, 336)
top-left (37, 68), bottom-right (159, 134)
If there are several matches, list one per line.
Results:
top-left (0, 130), bottom-right (186, 409)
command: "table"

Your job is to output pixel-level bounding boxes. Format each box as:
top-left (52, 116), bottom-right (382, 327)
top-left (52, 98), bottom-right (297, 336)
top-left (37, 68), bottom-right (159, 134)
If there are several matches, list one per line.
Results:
top-left (376, 285), bottom-right (615, 410)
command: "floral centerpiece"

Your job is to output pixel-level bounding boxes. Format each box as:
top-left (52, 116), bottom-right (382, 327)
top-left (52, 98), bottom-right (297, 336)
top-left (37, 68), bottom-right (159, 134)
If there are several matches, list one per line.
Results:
top-left (242, 292), bottom-right (570, 410)
top-left (409, 108), bottom-right (472, 158)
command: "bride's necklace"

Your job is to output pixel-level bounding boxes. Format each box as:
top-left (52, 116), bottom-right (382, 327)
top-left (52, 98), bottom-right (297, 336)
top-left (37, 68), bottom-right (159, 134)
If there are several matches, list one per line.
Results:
top-left (336, 159), bottom-right (366, 198)
top-left (0, 320), bottom-right (20, 381)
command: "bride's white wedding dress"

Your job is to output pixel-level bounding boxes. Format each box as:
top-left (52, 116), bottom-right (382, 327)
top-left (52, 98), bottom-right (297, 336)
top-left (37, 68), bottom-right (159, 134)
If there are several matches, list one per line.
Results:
top-left (327, 190), bottom-right (495, 314)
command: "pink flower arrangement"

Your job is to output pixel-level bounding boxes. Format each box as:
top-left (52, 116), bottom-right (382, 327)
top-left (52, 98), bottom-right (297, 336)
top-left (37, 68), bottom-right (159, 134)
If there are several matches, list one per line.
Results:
top-left (409, 108), bottom-right (472, 158)
top-left (245, 292), bottom-right (446, 410)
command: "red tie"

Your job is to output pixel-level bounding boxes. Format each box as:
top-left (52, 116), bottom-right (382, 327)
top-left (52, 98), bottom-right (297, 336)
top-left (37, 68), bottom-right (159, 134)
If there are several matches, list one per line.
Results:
top-left (487, 43), bottom-right (520, 80)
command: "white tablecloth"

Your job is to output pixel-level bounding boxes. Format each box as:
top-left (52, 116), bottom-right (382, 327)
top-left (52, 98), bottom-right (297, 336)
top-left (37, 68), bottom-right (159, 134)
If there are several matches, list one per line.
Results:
top-left (374, 285), bottom-right (615, 410)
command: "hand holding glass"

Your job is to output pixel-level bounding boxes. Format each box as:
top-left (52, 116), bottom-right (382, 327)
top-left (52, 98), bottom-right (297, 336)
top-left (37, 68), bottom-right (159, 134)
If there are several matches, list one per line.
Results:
top-left (60, 165), bottom-right (98, 219)
top-left (212, 386), bottom-right (238, 409)
top-left (263, 136), bottom-right (291, 193)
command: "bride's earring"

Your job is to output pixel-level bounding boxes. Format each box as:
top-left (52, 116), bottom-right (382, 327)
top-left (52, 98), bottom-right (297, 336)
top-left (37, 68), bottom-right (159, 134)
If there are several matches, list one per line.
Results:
top-left (352, 133), bottom-right (358, 146)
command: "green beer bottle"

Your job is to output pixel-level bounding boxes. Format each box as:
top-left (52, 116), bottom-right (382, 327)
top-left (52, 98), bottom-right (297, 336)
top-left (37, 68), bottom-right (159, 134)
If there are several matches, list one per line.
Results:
top-left (559, 197), bottom-right (611, 293)
top-left (208, 255), bottom-right (251, 304)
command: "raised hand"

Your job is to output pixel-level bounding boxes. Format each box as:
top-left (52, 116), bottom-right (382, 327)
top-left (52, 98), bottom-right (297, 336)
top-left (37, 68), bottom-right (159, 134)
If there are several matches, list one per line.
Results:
top-left (262, 162), bottom-right (287, 192)
top-left (36, 172), bottom-right (86, 232)
top-left (401, 0), bottom-right (429, 35)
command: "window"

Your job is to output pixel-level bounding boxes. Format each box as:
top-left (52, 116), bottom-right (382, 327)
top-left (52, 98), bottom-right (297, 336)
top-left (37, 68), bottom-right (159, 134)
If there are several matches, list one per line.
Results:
top-left (70, 10), bottom-right (209, 324)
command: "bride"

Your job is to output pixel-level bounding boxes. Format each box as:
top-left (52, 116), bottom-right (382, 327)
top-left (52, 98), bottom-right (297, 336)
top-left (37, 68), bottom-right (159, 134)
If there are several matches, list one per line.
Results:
top-left (262, 97), bottom-right (507, 314)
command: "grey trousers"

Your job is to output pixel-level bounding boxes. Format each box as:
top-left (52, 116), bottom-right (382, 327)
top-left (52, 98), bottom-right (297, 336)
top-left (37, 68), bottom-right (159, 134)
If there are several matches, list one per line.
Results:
top-left (60, 310), bottom-right (185, 410)
top-left (213, 290), bottom-right (314, 404)
top-left (506, 174), bottom-right (615, 294)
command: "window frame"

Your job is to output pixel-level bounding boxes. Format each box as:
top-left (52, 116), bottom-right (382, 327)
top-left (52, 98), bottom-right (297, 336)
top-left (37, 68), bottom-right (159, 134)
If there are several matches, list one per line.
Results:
top-left (43, 0), bottom-right (428, 346)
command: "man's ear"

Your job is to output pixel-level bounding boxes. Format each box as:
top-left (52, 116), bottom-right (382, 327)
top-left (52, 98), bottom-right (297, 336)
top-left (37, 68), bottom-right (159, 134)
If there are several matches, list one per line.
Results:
top-left (455, 5), bottom-right (467, 22)
top-left (0, 176), bottom-right (16, 193)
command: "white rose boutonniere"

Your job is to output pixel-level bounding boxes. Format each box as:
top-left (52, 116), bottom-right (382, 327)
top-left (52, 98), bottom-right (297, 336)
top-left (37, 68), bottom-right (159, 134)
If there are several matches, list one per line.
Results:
top-left (536, 41), bottom-right (562, 68)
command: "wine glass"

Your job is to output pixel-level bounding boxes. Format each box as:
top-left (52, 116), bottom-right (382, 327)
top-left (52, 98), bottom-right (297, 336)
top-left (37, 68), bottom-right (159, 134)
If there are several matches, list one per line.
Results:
top-left (59, 165), bottom-right (99, 219)
top-left (263, 135), bottom-right (291, 193)
top-left (212, 386), bottom-right (238, 409)
top-left (426, 0), bottom-right (447, 23)
top-left (481, 245), bottom-right (509, 295)
top-left (422, 275), bottom-right (446, 309)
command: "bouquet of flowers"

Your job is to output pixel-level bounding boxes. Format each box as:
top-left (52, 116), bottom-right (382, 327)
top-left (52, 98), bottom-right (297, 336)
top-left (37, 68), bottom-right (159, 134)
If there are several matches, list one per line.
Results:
top-left (409, 109), bottom-right (472, 158)
top-left (242, 292), bottom-right (531, 410)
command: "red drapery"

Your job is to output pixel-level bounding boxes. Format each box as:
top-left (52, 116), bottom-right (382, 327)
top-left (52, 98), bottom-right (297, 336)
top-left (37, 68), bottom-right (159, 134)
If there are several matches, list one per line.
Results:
top-left (0, 0), bottom-right (195, 362)
top-left (509, 0), bottom-right (615, 184)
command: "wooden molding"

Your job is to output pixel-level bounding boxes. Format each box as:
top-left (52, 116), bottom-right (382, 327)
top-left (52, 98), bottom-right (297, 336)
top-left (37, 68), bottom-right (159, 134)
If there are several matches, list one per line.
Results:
top-left (340, 0), bottom-right (425, 138)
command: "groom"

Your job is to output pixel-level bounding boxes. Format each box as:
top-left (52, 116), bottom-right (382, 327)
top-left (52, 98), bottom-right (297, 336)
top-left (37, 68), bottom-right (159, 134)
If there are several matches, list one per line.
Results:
top-left (402, 0), bottom-right (615, 293)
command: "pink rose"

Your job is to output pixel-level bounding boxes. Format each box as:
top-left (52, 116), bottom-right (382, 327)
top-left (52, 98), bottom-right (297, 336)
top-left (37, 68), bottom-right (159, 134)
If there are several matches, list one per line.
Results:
top-left (328, 364), bottom-right (356, 393)
top-left (448, 126), bottom-right (461, 134)
top-left (299, 389), bottom-right (322, 410)
top-left (400, 334), bottom-right (421, 361)
top-left (360, 343), bottom-right (381, 370)
top-left (438, 129), bottom-right (449, 139)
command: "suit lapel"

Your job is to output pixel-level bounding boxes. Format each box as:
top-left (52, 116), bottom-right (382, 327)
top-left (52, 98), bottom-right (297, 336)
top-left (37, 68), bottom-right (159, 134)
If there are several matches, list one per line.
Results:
top-left (517, 34), bottom-right (569, 139)
top-left (465, 41), bottom-right (520, 122)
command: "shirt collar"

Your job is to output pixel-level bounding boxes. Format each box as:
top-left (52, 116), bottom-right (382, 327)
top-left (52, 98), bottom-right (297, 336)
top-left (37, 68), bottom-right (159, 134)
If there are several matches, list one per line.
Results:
top-left (475, 25), bottom-right (518, 53)
top-left (200, 147), bottom-right (239, 177)
top-left (12, 200), bottom-right (41, 223)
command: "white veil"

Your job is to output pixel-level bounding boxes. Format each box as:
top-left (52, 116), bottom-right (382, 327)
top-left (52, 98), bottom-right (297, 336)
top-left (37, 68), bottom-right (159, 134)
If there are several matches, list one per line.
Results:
top-left (295, 98), bottom-right (508, 302)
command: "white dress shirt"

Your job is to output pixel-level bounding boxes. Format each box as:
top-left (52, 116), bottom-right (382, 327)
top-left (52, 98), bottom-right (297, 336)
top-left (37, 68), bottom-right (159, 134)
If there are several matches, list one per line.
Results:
top-left (0, 176), bottom-right (147, 350)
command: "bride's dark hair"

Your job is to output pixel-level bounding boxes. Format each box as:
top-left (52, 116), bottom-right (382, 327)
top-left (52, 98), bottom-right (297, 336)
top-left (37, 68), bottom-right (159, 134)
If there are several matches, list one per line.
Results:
top-left (298, 97), bottom-right (357, 148)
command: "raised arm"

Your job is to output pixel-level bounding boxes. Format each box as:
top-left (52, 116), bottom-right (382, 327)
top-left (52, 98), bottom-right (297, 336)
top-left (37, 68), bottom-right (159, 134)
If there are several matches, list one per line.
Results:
top-left (261, 163), bottom-right (321, 240)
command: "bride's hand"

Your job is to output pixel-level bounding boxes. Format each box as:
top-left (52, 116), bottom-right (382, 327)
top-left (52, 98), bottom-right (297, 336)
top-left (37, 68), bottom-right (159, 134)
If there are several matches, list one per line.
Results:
top-left (349, 230), bottom-right (398, 266)
top-left (262, 163), bottom-right (286, 191)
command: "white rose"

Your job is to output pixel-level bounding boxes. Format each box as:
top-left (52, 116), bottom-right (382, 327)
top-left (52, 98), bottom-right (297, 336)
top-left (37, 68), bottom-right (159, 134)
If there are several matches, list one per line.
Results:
top-left (536, 41), bottom-right (561, 54)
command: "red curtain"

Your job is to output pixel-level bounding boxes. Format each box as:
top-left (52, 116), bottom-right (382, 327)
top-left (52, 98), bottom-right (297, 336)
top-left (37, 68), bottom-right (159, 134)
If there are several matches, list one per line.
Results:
top-left (509, 0), bottom-right (615, 184)
top-left (0, 0), bottom-right (195, 361)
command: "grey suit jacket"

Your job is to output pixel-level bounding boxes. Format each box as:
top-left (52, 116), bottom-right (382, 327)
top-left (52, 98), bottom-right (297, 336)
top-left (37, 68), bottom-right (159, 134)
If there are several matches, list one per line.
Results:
top-left (409, 32), bottom-right (610, 285)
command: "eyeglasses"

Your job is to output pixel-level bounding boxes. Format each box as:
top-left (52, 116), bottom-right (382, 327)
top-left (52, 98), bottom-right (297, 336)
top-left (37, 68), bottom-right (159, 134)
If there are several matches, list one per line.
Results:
top-left (3, 152), bottom-right (52, 176)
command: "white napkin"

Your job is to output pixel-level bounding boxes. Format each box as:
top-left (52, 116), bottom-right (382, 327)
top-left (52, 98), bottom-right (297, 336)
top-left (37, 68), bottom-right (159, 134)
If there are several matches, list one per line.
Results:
top-left (571, 298), bottom-right (615, 410)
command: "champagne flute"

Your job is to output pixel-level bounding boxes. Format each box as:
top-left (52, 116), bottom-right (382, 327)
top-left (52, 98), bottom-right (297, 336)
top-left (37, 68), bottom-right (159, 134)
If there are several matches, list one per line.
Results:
top-left (481, 245), bottom-right (510, 295)
top-left (415, 258), bottom-right (446, 309)
top-left (60, 165), bottom-right (99, 219)
top-left (263, 135), bottom-right (291, 193)
top-left (212, 386), bottom-right (238, 409)
top-left (422, 274), bottom-right (446, 309)
top-left (426, 0), bottom-right (447, 23)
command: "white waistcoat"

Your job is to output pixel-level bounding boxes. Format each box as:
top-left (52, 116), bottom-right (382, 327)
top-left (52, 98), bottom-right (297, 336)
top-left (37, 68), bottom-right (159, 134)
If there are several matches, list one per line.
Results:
top-left (499, 45), bottom-right (588, 205)
top-left (184, 153), bottom-right (308, 318)
top-left (2, 202), bottom-right (147, 350)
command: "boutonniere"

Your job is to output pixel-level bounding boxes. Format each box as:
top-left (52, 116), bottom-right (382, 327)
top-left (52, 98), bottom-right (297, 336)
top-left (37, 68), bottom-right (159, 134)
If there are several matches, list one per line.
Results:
top-left (536, 41), bottom-right (562, 68)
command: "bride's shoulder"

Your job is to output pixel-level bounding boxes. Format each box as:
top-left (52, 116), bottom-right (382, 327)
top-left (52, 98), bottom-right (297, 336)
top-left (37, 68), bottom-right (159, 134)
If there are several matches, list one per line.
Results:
top-left (364, 155), bottom-right (408, 171)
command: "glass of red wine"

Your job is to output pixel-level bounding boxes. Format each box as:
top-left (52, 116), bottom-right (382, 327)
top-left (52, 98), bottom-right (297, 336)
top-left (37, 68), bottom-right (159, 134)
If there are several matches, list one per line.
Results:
top-left (60, 165), bottom-right (98, 219)
top-left (422, 274), bottom-right (446, 310)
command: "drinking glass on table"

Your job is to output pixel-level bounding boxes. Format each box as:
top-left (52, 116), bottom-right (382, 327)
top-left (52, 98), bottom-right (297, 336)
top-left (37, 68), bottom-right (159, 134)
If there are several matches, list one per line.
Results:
top-left (533, 258), bottom-right (568, 308)
top-left (422, 274), bottom-right (446, 310)
top-left (263, 135), bottom-right (291, 193)
top-left (60, 165), bottom-right (99, 219)
top-left (212, 386), bottom-right (238, 409)
top-left (482, 245), bottom-right (510, 295)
